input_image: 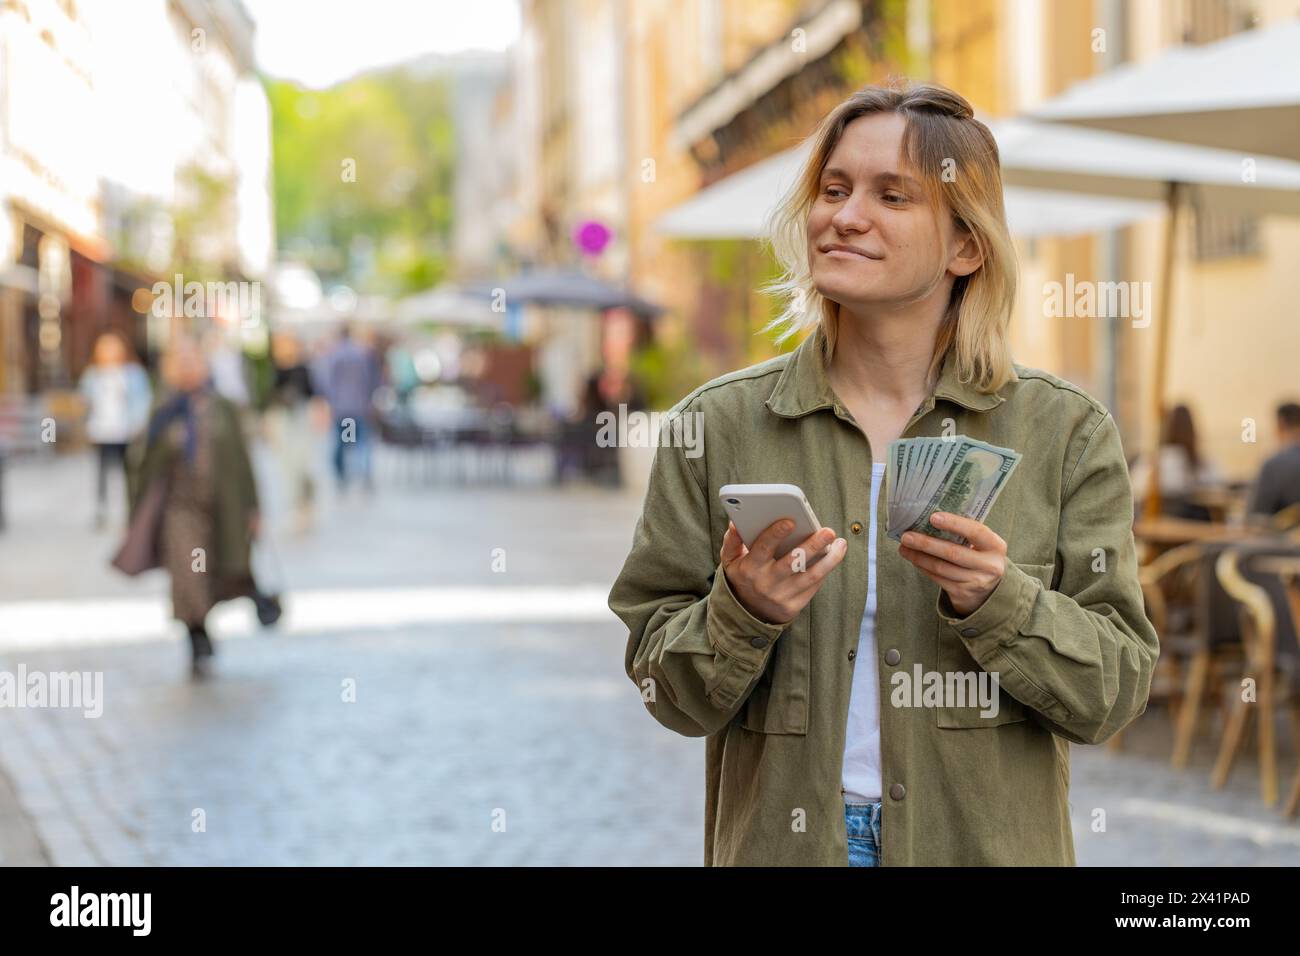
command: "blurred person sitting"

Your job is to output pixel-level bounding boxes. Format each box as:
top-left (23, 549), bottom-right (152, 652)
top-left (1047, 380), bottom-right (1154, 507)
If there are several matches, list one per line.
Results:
top-left (79, 330), bottom-right (152, 529)
top-left (265, 332), bottom-right (321, 534)
top-left (1130, 403), bottom-right (1222, 521)
top-left (126, 334), bottom-right (281, 679)
top-left (1246, 401), bottom-right (1300, 521)
top-left (322, 324), bottom-right (382, 494)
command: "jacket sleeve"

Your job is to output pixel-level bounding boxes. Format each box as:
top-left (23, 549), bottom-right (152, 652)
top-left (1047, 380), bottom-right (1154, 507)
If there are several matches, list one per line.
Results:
top-left (607, 405), bottom-right (788, 737)
top-left (935, 411), bottom-right (1160, 745)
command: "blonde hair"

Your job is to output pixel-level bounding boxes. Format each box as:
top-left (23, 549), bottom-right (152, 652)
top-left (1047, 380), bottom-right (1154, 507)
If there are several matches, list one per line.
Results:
top-left (761, 81), bottom-right (1017, 393)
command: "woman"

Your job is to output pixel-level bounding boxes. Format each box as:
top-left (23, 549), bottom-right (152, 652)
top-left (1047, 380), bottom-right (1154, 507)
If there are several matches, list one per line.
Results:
top-left (79, 330), bottom-right (151, 528)
top-left (127, 335), bottom-right (280, 678)
top-left (608, 83), bottom-right (1159, 866)
top-left (264, 331), bottom-right (321, 534)
top-left (1129, 403), bottom-right (1221, 520)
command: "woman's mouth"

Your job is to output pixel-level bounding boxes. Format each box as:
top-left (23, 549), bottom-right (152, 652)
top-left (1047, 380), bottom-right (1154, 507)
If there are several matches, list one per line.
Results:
top-left (821, 244), bottom-right (882, 260)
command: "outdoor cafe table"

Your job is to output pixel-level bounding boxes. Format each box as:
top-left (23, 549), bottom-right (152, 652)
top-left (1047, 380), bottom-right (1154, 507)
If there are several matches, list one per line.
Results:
top-left (1133, 516), bottom-right (1260, 558)
top-left (1187, 485), bottom-right (1250, 523)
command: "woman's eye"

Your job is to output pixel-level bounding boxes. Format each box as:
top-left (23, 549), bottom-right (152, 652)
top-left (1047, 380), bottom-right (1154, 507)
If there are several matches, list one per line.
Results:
top-left (823, 186), bottom-right (848, 199)
top-left (882, 192), bottom-right (908, 205)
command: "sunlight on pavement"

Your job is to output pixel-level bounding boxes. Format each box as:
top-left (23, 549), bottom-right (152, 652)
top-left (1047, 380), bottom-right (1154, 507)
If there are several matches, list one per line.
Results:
top-left (0, 585), bottom-right (618, 651)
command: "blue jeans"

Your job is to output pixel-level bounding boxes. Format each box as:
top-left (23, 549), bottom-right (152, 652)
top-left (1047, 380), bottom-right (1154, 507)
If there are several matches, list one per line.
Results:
top-left (333, 417), bottom-right (373, 487)
top-left (845, 801), bottom-right (883, 867)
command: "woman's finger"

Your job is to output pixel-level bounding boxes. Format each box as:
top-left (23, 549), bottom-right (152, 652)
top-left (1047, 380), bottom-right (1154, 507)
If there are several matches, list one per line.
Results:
top-left (901, 529), bottom-right (986, 569)
top-left (930, 512), bottom-right (1006, 554)
top-left (720, 521), bottom-right (747, 563)
top-left (899, 544), bottom-right (975, 584)
top-left (747, 518), bottom-right (795, 563)
top-left (787, 536), bottom-right (848, 595)
top-left (779, 527), bottom-right (837, 574)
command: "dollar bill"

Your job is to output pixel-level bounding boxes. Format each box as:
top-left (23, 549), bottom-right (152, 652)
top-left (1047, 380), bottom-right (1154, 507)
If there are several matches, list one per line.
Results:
top-left (885, 436), bottom-right (1022, 544)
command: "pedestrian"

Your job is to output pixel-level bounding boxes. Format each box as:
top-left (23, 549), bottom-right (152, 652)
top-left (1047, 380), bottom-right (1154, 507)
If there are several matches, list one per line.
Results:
top-left (79, 330), bottom-right (152, 529)
top-left (322, 324), bottom-right (382, 493)
top-left (607, 82), bottom-right (1159, 866)
top-left (265, 331), bottom-right (321, 534)
top-left (126, 334), bottom-right (281, 679)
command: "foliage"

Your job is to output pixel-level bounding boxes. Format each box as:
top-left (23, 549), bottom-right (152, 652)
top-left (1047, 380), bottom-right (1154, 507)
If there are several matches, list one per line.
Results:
top-left (265, 67), bottom-right (456, 296)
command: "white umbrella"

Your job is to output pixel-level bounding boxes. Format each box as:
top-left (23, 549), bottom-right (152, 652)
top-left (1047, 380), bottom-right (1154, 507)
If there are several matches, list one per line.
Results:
top-left (991, 118), bottom-right (1300, 218)
top-left (655, 136), bottom-right (1166, 239)
top-left (653, 118), bottom-right (1300, 519)
top-left (1029, 17), bottom-right (1300, 517)
top-left (395, 286), bottom-right (504, 329)
top-left (654, 119), bottom-right (1300, 240)
top-left (1030, 20), bottom-right (1300, 162)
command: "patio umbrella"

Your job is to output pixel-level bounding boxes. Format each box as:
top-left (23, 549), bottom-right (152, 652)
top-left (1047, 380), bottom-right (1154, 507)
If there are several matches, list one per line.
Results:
top-left (654, 118), bottom-right (1300, 518)
top-left (654, 121), bottom-right (1300, 239)
top-left (395, 285), bottom-right (504, 329)
top-left (1029, 19), bottom-right (1300, 162)
top-left (463, 269), bottom-right (665, 319)
top-left (1029, 19), bottom-right (1300, 515)
top-left (655, 134), bottom-right (1173, 240)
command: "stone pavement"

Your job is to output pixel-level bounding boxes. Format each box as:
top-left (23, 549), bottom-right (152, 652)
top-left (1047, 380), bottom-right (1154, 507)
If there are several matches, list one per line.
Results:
top-left (0, 448), bottom-right (1297, 865)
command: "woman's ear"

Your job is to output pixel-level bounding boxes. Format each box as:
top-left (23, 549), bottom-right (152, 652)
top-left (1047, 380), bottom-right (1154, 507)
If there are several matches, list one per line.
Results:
top-left (948, 225), bottom-right (984, 278)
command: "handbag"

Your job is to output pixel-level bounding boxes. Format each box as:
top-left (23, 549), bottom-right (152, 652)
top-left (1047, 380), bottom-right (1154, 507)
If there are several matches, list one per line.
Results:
top-left (110, 475), bottom-right (170, 576)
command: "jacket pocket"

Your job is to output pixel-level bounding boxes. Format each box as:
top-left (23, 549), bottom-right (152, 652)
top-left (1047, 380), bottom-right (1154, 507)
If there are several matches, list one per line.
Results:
top-left (739, 602), bottom-right (811, 734)
top-left (935, 561), bottom-right (1055, 729)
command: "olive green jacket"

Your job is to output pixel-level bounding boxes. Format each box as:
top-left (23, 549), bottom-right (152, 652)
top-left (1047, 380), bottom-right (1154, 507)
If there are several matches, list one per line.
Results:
top-left (607, 325), bottom-right (1159, 866)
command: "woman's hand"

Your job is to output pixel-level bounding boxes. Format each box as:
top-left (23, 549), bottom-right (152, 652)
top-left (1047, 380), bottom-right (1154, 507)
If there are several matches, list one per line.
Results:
top-left (721, 519), bottom-right (847, 625)
top-left (898, 511), bottom-right (1006, 616)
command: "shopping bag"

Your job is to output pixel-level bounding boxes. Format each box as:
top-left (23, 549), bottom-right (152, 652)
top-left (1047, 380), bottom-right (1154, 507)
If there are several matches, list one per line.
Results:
top-left (110, 476), bottom-right (170, 576)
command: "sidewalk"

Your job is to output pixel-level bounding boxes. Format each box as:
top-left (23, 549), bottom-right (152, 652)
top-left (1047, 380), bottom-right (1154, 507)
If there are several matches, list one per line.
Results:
top-left (0, 449), bottom-right (1296, 865)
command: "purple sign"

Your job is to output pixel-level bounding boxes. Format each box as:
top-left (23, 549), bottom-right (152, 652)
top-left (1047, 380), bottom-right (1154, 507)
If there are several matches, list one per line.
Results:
top-left (573, 219), bottom-right (612, 257)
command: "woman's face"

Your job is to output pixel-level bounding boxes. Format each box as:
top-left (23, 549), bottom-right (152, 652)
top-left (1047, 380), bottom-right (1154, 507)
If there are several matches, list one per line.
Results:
top-left (93, 334), bottom-right (127, 367)
top-left (806, 112), bottom-right (978, 315)
top-left (162, 342), bottom-right (209, 392)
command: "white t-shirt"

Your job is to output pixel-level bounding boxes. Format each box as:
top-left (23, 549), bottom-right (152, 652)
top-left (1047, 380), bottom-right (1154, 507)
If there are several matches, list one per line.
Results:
top-left (842, 461), bottom-right (886, 803)
top-left (84, 367), bottom-right (132, 444)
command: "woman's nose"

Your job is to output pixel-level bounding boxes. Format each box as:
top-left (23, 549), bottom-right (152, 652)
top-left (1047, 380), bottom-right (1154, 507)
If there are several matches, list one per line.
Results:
top-left (830, 195), bottom-right (873, 235)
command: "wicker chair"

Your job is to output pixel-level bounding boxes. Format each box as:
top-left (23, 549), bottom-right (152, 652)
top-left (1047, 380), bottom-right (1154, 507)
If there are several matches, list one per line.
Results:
top-left (1210, 542), bottom-right (1300, 807)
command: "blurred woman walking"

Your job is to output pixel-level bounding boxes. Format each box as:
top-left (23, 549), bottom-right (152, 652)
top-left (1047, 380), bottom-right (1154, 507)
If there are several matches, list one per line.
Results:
top-left (126, 335), bottom-right (281, 678)
top-left (79, 330), bottom-right (151, 529)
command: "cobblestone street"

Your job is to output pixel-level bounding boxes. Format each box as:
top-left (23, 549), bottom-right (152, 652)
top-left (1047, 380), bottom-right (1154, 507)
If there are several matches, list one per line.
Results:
top-left (1, 450), bottom-right (1297, 865)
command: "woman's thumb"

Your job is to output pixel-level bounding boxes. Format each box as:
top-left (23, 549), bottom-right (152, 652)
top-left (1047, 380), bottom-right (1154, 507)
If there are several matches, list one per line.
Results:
top-left (721, 521), bottom-right (745, 563)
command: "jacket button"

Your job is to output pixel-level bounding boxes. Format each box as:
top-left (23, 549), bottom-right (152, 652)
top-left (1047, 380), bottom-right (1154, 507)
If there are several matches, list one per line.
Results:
top-left (889, 783), bottom-right (906, 801)
top-left (850, 521), bottom-right (863, 535)
top-left (960, 627), bottom-right (979, 637)
top-left (884, 648), bottom-right (901, 666)
top-left (847, 648), bottom-right (857, 661)
top-left (750, 636), bottom-right (770, 649)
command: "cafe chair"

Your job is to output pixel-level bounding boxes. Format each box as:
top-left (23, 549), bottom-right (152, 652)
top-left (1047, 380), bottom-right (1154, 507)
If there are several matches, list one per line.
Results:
top-left (1210, 544), bottom-right (1300, 808)
top-left (1139, 542), bottom-right (1242, 766)
top-left (1274, 565), bottom-right (1300, 817)
top-left (1271, 502), bottom-right (1300, 534)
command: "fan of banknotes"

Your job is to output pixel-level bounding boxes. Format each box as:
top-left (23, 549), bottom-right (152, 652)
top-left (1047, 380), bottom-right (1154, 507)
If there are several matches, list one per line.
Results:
top-left (885, 436), bottom-right (1022, 544)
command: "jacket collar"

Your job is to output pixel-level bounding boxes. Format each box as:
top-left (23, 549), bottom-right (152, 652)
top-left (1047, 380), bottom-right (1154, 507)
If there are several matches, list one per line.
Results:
top-left (763, 323), bottom-right (1012, 419)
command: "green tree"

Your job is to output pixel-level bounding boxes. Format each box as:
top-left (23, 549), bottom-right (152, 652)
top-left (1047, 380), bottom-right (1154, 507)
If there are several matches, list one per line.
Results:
top-left (265, 66), bottom-right (456, 296)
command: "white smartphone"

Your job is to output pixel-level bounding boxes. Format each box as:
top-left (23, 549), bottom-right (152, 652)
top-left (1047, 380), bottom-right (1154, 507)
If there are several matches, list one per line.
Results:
top-left (718, 483), bottom-right (822, 559)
